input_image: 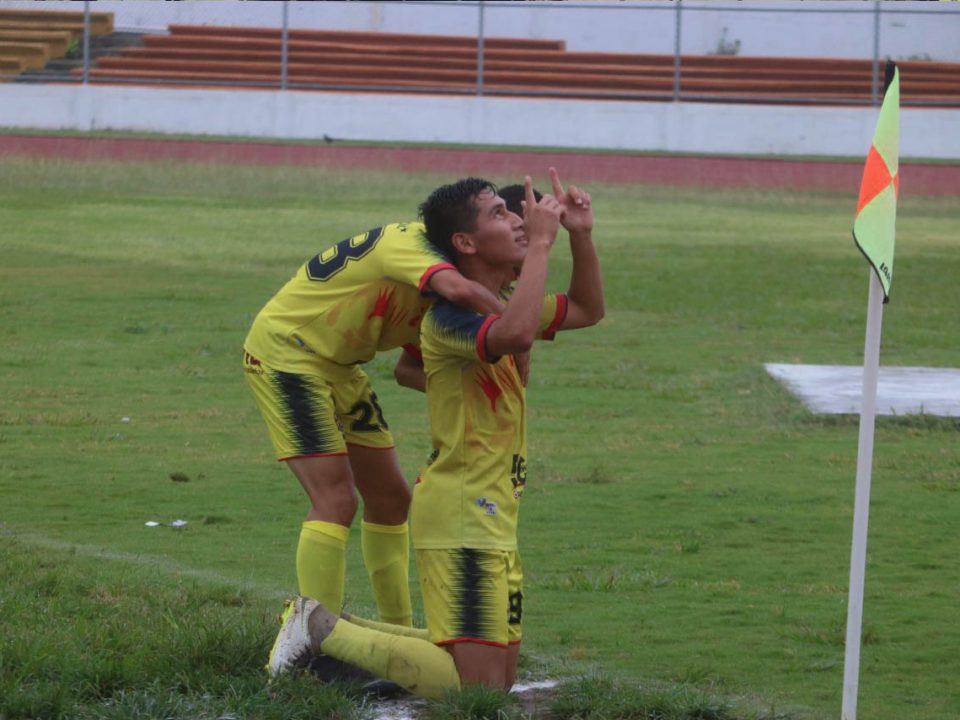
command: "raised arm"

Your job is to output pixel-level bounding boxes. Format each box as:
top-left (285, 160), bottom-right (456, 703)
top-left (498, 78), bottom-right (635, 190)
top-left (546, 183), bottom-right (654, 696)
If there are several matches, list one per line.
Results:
top-left (485, 178), bottom-right (563, 357)
top-left (549, 167), bottom-right (604, 330)
top-left (427, 269), bottom-right (505, 315)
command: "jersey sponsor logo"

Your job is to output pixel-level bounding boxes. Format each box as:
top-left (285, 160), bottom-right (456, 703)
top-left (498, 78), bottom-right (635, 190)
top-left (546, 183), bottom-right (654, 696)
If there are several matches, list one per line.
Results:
top-left (306, 226), bottom-right (384, 282)
top-left (242, 351), bottom-right (263, 375)
top-left (475, 497), bottom-right (498, 516)
top-left (510, 453), bottom-right (527, 498)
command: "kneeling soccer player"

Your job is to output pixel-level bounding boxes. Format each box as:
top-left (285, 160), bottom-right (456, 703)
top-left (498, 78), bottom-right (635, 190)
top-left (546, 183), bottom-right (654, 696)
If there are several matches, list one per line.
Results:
top-left (268, 169), bottom-right (604, 697)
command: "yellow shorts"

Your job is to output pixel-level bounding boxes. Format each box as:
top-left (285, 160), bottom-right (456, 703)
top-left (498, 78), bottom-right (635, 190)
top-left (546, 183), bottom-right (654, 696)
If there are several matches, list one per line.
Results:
top-left (415, 547), bottom-right (523, 648)
top-left (242, 350), bottom-right (395, 460)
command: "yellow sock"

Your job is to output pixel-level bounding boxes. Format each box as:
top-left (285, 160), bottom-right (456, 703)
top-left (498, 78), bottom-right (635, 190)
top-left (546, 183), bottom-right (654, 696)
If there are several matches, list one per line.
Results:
top-left (344, 612), bottom-right (431, 641)
top-left (320, 618), bottom-right (459, 700)
top-left (361, 520), bottom-right (413, 626)
top-left (296, 521), bottom-right (349, 613)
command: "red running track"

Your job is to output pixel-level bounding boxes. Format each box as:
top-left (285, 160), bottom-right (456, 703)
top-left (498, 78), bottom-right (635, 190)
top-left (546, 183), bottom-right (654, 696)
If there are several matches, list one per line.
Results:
top-left (1, 134), bottom-right (957, 196)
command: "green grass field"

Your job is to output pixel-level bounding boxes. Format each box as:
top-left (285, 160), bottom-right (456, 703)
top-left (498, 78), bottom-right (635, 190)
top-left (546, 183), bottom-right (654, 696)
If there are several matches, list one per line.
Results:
top-left (1, 156), bottom-right (958, 719)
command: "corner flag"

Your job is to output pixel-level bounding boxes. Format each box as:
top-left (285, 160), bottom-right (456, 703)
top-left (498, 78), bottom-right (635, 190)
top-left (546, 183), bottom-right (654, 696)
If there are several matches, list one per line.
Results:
top-left (853, 61), bottom-right (900, 301)
top-left (841, 60), bottom-right (901, 720)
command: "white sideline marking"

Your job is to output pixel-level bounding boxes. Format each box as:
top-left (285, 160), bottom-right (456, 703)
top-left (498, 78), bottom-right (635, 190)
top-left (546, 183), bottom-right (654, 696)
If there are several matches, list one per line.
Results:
top-left (2, 528), bottom-right (289, 599)
top-left (370, 701), bottom-right (424, 720)
top-left (764, 363), bottom-right (960, 417)
top-left (513, 680), bottom-right (559, 692)
top-left (369, 679), bottom-right (559, 720)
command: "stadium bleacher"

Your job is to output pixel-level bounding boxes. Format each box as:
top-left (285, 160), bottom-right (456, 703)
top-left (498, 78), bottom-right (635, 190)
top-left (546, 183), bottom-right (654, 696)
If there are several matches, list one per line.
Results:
top-left (0, 30), bottom-right (73, 58)
top-left (0, 7), bottom-right (113, 34)
top-left (75, 24), bottom-right (960, 106)
top-left (2, 11), bottom-right (957, 106)
top-left (0, 8), bottom-right (113, 78)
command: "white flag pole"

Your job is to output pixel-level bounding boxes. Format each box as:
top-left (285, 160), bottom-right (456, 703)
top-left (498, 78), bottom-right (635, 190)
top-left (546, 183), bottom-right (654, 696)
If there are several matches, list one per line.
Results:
top-left (841, 269), bottom-right (885, 720)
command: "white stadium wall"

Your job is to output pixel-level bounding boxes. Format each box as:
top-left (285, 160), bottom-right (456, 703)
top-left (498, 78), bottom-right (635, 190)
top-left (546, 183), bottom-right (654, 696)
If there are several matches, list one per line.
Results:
top-left (1, 1), bottom-right (958, 159)
top-left (3, 84), bottom-right (958, 160)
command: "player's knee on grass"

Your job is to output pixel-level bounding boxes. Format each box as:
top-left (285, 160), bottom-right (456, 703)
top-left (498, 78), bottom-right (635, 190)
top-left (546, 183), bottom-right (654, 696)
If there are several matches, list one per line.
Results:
top-left (504, 643), bottom-right (521, 691)
top-left (450, 642), bottom-right (511, 689)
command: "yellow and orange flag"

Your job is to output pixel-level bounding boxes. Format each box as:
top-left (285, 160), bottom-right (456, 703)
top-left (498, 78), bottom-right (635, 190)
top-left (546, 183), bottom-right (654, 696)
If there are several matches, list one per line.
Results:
top-left (853, 61), bottom-right (900, 302)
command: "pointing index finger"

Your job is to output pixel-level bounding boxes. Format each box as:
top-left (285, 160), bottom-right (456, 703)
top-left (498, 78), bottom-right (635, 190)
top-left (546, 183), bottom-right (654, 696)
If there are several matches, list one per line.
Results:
top-left (524, 175), bottom-right (534, 209)
top-left (549, 167), bottom-right (564, 198)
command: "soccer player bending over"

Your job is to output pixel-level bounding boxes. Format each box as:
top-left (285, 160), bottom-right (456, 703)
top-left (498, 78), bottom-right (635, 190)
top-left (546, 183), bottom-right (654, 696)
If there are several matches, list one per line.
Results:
top-left (268, 168), bottom-right (604, 697)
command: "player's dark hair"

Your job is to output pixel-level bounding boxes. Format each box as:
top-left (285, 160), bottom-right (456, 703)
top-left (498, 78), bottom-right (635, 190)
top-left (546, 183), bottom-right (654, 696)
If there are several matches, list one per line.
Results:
top-left (419, 177), bottom-right (498, 259)
top-left (498, 184), bottom-right (543, 217)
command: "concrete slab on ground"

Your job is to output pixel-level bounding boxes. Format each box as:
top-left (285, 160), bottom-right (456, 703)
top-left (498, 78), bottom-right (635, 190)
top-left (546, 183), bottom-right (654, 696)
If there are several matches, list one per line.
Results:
top-left (764, 363), bottom-right (960, 417)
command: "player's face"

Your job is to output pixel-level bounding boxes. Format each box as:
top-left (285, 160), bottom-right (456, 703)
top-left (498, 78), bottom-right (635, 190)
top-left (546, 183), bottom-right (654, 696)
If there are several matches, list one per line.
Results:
top-left (470, 190), bottom-right (526, 266)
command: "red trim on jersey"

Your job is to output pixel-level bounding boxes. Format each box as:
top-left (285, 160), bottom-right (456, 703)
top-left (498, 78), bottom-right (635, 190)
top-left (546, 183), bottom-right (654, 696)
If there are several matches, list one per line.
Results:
top-left (278, 451), bottom-right (349, 462)
top-left (401, 343), bottom-right (423, 363)
top-left (541, 293), bottom-right (568, 341)
top-left (345, 442), bottom-right (397, 451)
top-left (436, 637), bottom-right (510, 649)
top-left (476, 314), bottom-right (500, 363)
top-left (418, 262), bottom-right (458, 292)
top-left (508, 640), bottom-right (522, 646)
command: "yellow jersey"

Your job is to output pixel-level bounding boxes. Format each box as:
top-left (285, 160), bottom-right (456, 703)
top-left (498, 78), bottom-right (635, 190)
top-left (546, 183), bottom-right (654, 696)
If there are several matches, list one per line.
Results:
top-left (243, 222), bottom-right (454, 372)
top-left (411, 293), bottom-right (568, 551)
